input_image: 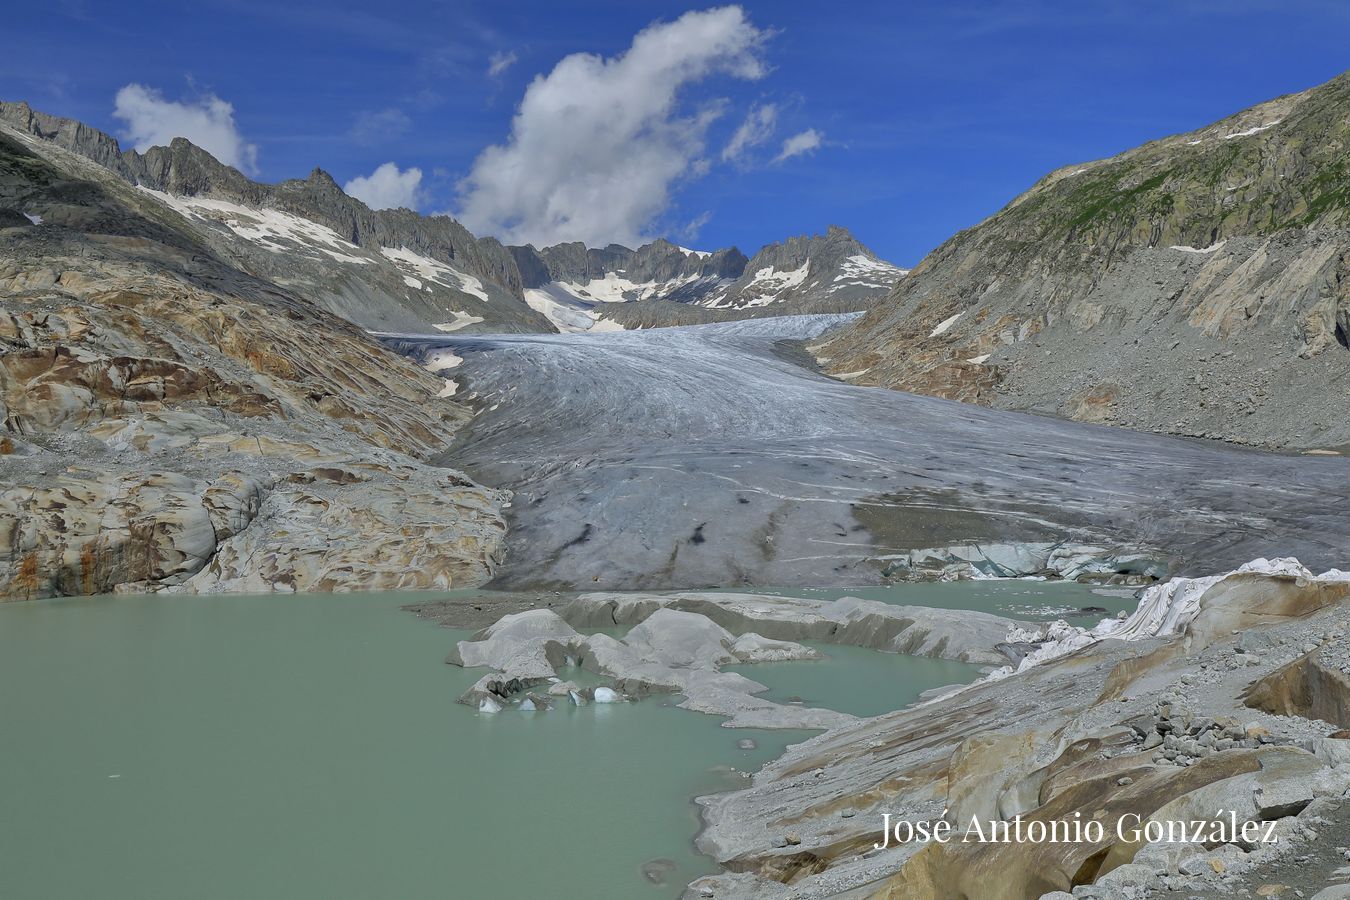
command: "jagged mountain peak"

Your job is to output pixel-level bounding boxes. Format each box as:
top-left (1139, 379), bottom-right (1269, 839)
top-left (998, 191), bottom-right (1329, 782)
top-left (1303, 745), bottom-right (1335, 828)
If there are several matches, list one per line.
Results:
top-left (0, 98), bottom-right (903, 338)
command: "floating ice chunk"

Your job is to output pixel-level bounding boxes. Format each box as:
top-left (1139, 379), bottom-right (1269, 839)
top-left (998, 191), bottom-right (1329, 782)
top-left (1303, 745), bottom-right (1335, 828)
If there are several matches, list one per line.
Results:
top-left (519, 698), bottom-right (537, 711)
top-left (479, 696), bottom-right (503, 714)
top-left (592, 687), bottom-right (621, 703)
top-left (569, 690), bottom-right (585, 706)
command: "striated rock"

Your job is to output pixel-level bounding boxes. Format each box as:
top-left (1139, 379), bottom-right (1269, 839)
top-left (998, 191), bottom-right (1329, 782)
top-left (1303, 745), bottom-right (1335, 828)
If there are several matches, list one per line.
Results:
top-left (0, 119), bottom-right (507, 599)
top-left (0, 103), bottom-right (553, 335)
top-left (820, 70), bottom-right (1350, 450)
top-left (689, 564), bottom-right (1350, 899)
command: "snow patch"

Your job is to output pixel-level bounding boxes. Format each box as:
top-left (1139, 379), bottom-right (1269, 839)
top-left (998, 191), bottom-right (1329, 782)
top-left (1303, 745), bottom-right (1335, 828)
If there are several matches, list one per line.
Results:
top-left (929, 312), bottom-right (963, 337)
top-left (437, 378), bottom-right (460, 398)
top-left (738, 262), bottom-right (811, 306)
top-left (677, 246), bottom-right (711, 259)
top-left (432, 311), bottom-right (485, 332)
top-left (137, 187), bottom-right (371, 265)
top-left (829, 254), bottom-right (908, 293)
top-left (403, 276), bottom-right (423, 289)
top-left (966, 354), bottom-right (991, 365)
top-left (425, 349), bottom-right (463, 372)
top-left (1169, 241), bottom-right (1227, 255)
top-left (23, 213), bottom-right (42, 225)
top-left (380, 247), bottom-right (491, 301)
top-left (1222, 120), bottom-right (1281, 140)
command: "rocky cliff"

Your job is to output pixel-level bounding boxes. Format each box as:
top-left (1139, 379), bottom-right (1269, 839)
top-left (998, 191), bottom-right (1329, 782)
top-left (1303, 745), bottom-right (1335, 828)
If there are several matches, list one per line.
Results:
top-left (818, 70), bottom-right (1350, 451)
top-left (0, 116), bottom-right (507, 599)
top-left (0, 101), bottom-right (554, 335)
top-left (0, 100), bottom-right (906, 337)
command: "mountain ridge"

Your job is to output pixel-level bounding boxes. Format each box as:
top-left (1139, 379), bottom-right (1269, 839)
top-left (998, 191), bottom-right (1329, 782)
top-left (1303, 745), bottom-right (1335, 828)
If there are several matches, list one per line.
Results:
top-left (0, 100), bottom-right (906, 335)
top-left (818, 69), bottom-right (1350, 450)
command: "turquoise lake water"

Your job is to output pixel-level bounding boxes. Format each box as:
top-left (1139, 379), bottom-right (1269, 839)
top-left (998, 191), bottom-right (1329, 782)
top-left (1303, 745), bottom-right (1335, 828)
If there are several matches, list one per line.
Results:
top-left (0, 590), bottom-right (1007, 899)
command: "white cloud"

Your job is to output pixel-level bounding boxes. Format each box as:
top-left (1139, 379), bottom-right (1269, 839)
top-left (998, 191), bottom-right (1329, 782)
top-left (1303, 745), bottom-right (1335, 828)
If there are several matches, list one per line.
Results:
top-left (487, 50), bottom-right (519, 78)
top-left (113, 84), bottom-right (258, 174)
top-left (344, 162), bottom-right (424, 210)
top-left (773, 128), bottom-right (823, 163)
top-left (457, 5), bottom-right (769, 248)
top-left (722, 102), bottom-right (777, 162)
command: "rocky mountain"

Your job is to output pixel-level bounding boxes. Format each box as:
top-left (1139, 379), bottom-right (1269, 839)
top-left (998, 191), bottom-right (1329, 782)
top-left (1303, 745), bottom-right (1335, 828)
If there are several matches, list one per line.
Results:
top-left (0, 101), bottom-right (553, 335)
top-left (0, 109), bottom-right (506, 598)
top-left (512, 225), bottom-right (907, 332)
top-left (817, 70), bottom-right (1350, 451)
top-left (0, 101), bottom-right (906, 337)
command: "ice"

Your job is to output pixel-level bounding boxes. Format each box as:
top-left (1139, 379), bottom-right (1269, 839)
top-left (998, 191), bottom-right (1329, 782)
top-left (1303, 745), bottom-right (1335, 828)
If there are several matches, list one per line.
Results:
top-left (677, 245), bottom-right (712, 259)
top-left (987, 557), bottom-right (1350, 683)
top-left (23, 213), bottom-right (42, 225)
top-left (437, 379), bottom-right (459, 398)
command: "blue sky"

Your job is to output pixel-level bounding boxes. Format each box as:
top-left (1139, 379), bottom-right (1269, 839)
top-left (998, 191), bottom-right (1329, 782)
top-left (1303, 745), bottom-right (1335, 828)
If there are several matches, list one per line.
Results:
top-left (6, 1), bottom-right (1349, 264)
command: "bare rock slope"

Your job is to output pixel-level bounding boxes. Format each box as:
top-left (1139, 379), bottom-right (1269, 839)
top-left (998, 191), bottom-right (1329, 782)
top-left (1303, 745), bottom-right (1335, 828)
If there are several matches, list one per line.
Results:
top-left (820, 70), bottom-right (1350, 451)
top-left (0, 117), bottom-right (506, 599)
top-left (0, 100), bottom-right (555, 335)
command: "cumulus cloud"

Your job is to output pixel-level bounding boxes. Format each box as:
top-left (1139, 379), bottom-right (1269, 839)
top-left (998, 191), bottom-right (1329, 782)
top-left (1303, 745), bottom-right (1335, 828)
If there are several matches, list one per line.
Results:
top-left (457, 5), bottom-right (769, 248)
top-left (721, 102), bottom-right (777, 162)
top-left (773, 128), bottom-right (823, 163)
top-left (487, 50), bottom-right (519, 77)
top-left (344, 162), bottom-right (424, 210)
top-left (113, 84), bottom-right (258, 174)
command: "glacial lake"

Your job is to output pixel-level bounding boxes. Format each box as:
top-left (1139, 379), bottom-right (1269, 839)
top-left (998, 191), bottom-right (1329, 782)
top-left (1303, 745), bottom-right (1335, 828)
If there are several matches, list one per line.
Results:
top-left (0, 584), bottom-right (1127, 899)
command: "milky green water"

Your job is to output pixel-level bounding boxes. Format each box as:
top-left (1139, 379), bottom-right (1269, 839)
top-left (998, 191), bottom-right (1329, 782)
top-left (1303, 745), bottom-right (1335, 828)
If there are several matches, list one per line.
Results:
top-left (0, 591), bottom-right (988, 900)
top-left (729, 578), bottom-right (1139, 628)
top-left (728, 642), bottom-right (980, 718)
top-left (0, 593), bottom-right (769, 899)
